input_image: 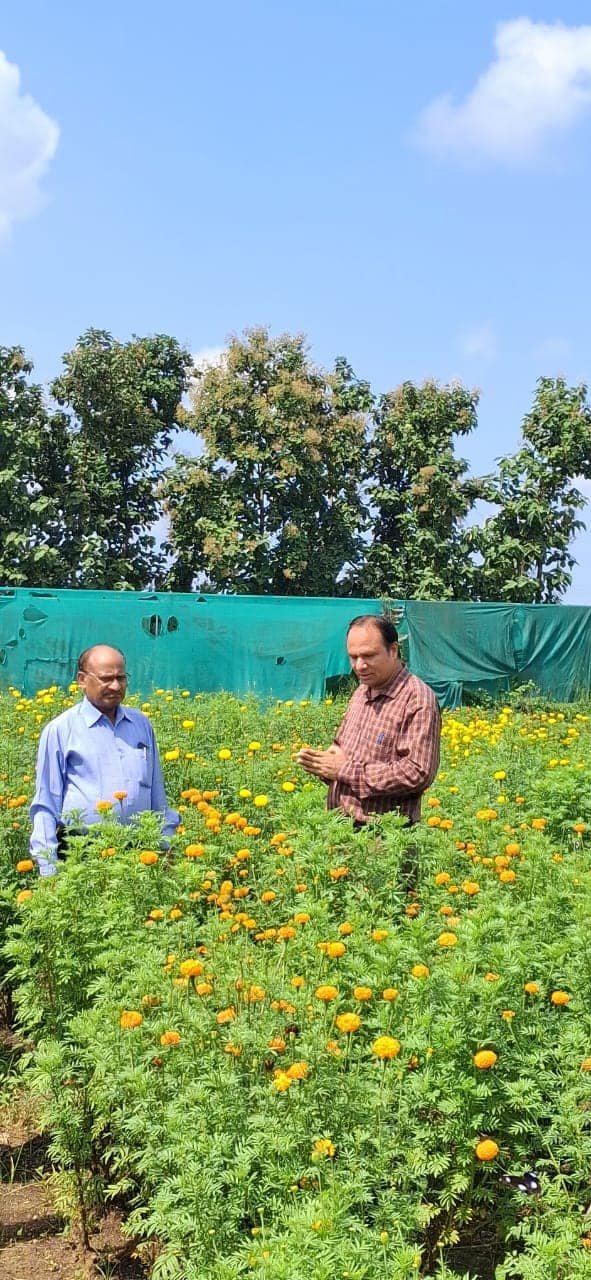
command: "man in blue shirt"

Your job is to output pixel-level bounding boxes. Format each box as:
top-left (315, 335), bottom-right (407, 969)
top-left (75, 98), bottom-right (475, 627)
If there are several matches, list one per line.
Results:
top-left (30, 644), bottom-right (179, 876)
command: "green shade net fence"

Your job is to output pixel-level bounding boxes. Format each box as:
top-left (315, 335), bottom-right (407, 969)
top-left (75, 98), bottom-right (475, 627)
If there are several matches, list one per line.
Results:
top-left (0, 589), bottom-right (589, 707)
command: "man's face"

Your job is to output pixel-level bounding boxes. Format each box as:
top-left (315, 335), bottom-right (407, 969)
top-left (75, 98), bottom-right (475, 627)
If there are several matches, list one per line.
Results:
top-left (77, 647), bottom-right (128, 716)
top-left (346, 624), bottom-right (400, 691)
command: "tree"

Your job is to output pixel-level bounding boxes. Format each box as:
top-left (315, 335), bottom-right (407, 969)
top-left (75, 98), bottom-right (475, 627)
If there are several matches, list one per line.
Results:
top-left (359, 380), bottom-right (482, 599)
top-left (469, 377), bottom-right (591, 602)
top-left (52, 329), bottom-right (192, 589)
top-left (0, 346), bottom-right (71, 585)
top-left (163, 328), bottom-right (372, 594)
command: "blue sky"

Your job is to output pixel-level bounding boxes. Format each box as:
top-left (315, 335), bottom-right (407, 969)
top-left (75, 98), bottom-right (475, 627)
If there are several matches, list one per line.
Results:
top-left (1, 1), bottom-right (591, 600)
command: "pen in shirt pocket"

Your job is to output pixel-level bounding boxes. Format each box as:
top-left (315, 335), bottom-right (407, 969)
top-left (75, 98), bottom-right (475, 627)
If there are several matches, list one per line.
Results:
top-left (137, 742), bottom-right (148, 761)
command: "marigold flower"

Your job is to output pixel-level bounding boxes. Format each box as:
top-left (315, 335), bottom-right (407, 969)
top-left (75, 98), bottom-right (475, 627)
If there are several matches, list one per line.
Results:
top-left (224, 1042), bottom-right (242, 1057)
top-left (325, 1039), bottom-right (341, 1055)
top-left (218, 748), bottom-right (232, 760)
top-left (169, 907), bottom-right (183, 920)
top-left (273, 1071), bottom-right (292, 1092)
top-left (185, 843), bottom-right (205, 858)
top-left (164, 749), bottom-right (180, 762)
top-left (411, 964), bottom-right (429, 979)
top-left (254, 794), bottom-right (269, 808)
top-left (501, 1010), bottom-right (515, 1020)
top-left (335, 1012), bottom-right (361, 1034)
top-left (353, 985), bottom-right (373, 1001)
top-left (16, 859), bottom-right (34, 873)
top-left (216, 1006), bottom-right (236, 1024)
top-left (581, 1057), bottom-right (591, 1071)
top-left (139, 850), bottom-right (159, 866)
top-left (550, 990), bottom-right (570, 1006)
top-left (315, 984), bottom-right (339, 1002)
top-left (290, 975), bottom-right (305, 988)
top-left (179, 959), bottom-right (204, 977)
top-left (95, 800), bottom-right (113, 813)
top-left (493, 770), bottom-right (506, 781)
top-left (329, 865), bottom-right (349, 880)
top-left (195, 982), bottom-right (213, 996)
top-left (338, 921), bottom-right (353, 935)
top-left (437, 932), bottom-right (458, 948)
top-left (149, 909), bottom-right (164, 921)
top-left (282, 781), bottom-right (296, 792)
top-left (439, 904), bottom-right (454, 916)
top-left (484, 971), bottom-right (500, 982)
top-left (434, 871), bottom-right (451, 885)
top-left (531, 818), bottom-right (546, 830)
top-left (277, 925), bottom-right (296, 941)
top-left (286, 1060), bottom-right (309, 1080)
top-left (120, 1010), bottom-right (143, 1029)
top-left (16, 889), bottom-right (33, 904)
top-left (523, 981), bottom-right (539, 995)
top-left (382, 987), bottom-right (399, 1001)
top-left (312, 1138), bottom-right (336, 1158)
top-left (248, 741), bottom-right (261, 752)
top-left (505, 842), bottom-right (520, 855)
top-left (475, 1138), bottom-right (499, 1161)
top-left (160, 1030), bottom-right (181, 1046)
top-left (372, 928), bottom-right (389, 942)
top-left (462, 880), bottom-right (480, 895)
top-left (113, 790), bottom-right (128, 801)
top-left (245, 984), bottom-right (266, 1002)
top-left (372, 1035), bottom-right (401, 1060)
top-left (261, 890), bottom-right (276, 903)
top-left (499, 869), bottom-right (516, 883)
top-left (473, 1050), bottom-right (497, 1069)
top-left (142, 994), bottom-right (160, 1007)
top-left (573, 822), bottom-right (587, 835)
top-left (101, 846), bottom-right (116, 858)
top-left (327, 941), bottom-right (346, 958)
top-left (268, 1037), bottom-right (286, 1052)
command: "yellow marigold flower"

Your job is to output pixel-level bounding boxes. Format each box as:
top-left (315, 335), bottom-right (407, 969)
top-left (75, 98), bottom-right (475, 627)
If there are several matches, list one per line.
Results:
top-left (16, 889), bottom-right (33, 904)
top-left (382, 987), bottom-right (399, 1001)
top-left (101, 846), bottom-right (116, 858)
top-left (550, 990), bottom-right (570, 1006)
top-left (149, 909), bottom-right (164, 921)
top-left (426, 815), bottom-right (441, 827)
top-left (473, 1050), bottom-right (498, 1069)
top-left (501, 1010), bottom-right (515, 1020)
top-left (499, 869), bottom-right (516, 883)
top-left (573, 822), bottom-right (587, 835)
top-left (353, 985), bottom-right (373, 1001)
top-left (169, 907), bottom-right (183, 920)
top-left (179, 959), bottom-right (204, 977)
top-left (95, 799), bottom-right (113, 813)
top-left (261, 889), bottom-right (276, 903)
top-left (182, 719), bottom-right (195, 730)
top-left (164, 749), bottom-right (180, 762)
top-left (253, 794), bottom-right (269, 807)
top-left (338, 921), bottom-right (354, 935)
top-left (439, 904), bottom-right (454, 916)
top-left (531, 818), bottom-right (546, 830)
top-left (290, 975), bottom-right (305, 988)
top-left (581, 1057), bottom-right (591, 1071)
top-left (218, 748), bottom-right (232, 760)
top-left (524, 981), bottom-right (540, 995)
top-left (434, 871), bottom-right (451, 885)
top-left (329, 865), bottom-right (349, 880)
top-left (113, 789), bottom-right (128, 801)
top-left (286, 1060), bottom-right (309, 1080)
top-left (277, 925), bottom-right (296, 940)
top-left (335, 1012), bottom-right (361, 1034)
top-left (372, 928), bottom-right (389, 942)
top-left (216, 1006), bottom-right (236, 1024)
top-left (493, 770), bottom-right (506, 781)
top-left (462, 880), bottom-right (480, 895)
top-left (248, 741), bottom-right (261, 752)
top-left (312, 1137), bottom-right (336, 1158)
top-left (293, 912), bottom-right (310, 925)
top-left (185, 843), bottom-right (205, 858)
top-left (224, 1042), bottom-right (242, 1057)
top-left (327, 940), bottom-right (346, 958)
top-left (272, 1071), bottom-right (292, 1092)
top-left (16, 859), bottom-right (34, 873)
top-left (427, 796), bottom-right (441, 807)
top-left (195, 982), bottom-right (213, 996)
top-left (505, 842), bottom-right (520, 855)
top-left (139, 850), bottom-right (159, 866)
top-left (119, 1010), bottom-right (143, 1029)
top-left (437, 932), bottom-right (458, 948)
top-left (282, 781), bottom-right (296, 792)
top-left (411, 964), bottom-right (430, 979)
top-left (372, 1035), bottom-right (401, 1060)
top-left (160, 1030), bottom-right (181, 1046)
top-left (475, 1138), bottom-right (499, 1161)
top-left (315, 984), bottom-right (339, 1002)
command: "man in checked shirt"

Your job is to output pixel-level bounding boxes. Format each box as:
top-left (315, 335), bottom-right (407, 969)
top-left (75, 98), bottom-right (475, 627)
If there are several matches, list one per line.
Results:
top-left (297, 615), bottom-right (440, 826)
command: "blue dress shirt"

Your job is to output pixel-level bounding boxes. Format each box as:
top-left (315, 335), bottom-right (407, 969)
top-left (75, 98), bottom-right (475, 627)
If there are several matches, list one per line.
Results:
top-left (30, 697), bottom-right (179, 876)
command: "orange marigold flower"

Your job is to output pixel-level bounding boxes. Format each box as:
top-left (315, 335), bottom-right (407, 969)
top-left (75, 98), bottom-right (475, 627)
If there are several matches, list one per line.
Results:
top-left (353, 985), bottom-right (373, 1001)
top-left (286, 1060), bottom-right (309, 1080)
top-left (185, 843), bottom-right (205, 858)
top-left (550, 990), bottom-right (570, 1006)
top-left (290, 975), bottom-right (305, 989)
top-left (338, 921), bottom-right (353, 935)
top-left (573, 822), bottom-right (587, 835)
top-left (462, 880), bottom-right (480, 895)
top-left (312, 1137), bottom-right (336, 1158)
top-left (160, 1030), bottom-right (181, 1046)
top-left (101, 846), bottom-right (116, 858)
top-left (524, 981), bottom-right (540, 995)
top-left (16, 889), bottom-right (32, 904)
top-left (437, 932), bottom-right (458, 948)
top-left (335, 1012), bottom-right (361, 1034)
top-left (120, 1010), bottom-right (143, 1029)
top-left (411, 964), bottom-right (430, 979)
top-left (315, 984), bottom-right (339, 1002)
top-left (499, 869), bottom-right (516, 883)
top-left (501, 1010), bottom-right (515, 1020)
top-left (325, 1039), bottom-right (341, 1056)
top-left (327, 941), bottom-right (346, 958)
top-left (195, 982), bottom-right (213, 996)
top-left (268, 1037), bottom-right (286, 1052)
top-left (179, 959), bottom-right (204, 978)
top-left (473, 1050), bottom-right (498, 1069)
top-left (113, 790), bottom-right (128, 801)
top-left (329, 865), bottom-right (349, 881)
top-left (277, 925), bottom-right (296, 941)
top-left (139, 850), bottom-right (159, 866)
top-left (434, 871), bottom-right (451, 885)
top-left (382, 987), bottom-right (399, 1001)
top-left (475, 1138), bottom-right (499, 1161)
top-left (581, 1057), bottom-right (591, 1071)
top-left (484, 971), bottom-right (500, 982)
top-left (261, 890), bottom-right (276, 903)
top-left (16, 859), bottom-right (34, 873)
top-left (372, 928), bottom-right (389, 942)
top-left (505, 842), bottom-right (520, 855)
top-left (293, 912), bottom-right (310, 925)
top-left (372, 1035), bottom-right (401, 1060)
top-left (95, 800), bottom-right (113, 813)
top-left (531, 818), bottom-right (546, 830)
top-left (224, 1042), bottom-right (242, 1057)
top-left (216, 1006), bottom-right (236, 1024)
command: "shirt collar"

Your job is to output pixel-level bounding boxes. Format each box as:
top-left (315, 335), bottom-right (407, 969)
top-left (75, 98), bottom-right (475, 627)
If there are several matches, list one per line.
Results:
top-left (363, 664), bottom-right (409, 704)
top-left (80, 696), bottom-right (131, 727)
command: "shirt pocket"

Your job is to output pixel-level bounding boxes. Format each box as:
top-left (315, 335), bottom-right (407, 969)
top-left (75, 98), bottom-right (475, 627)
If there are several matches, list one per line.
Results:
top-left (126, 745), bottom-right (151, 789)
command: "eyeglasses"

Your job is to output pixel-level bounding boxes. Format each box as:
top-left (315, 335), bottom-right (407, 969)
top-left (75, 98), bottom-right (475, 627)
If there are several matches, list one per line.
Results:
top-left (81, 672), bottom-right (129, 685)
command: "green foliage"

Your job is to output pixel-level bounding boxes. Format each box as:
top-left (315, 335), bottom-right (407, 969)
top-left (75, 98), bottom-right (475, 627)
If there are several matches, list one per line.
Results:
top-left (162, 329), bottom-right (373, 594)
top-left (470, 378), bottom-right (591, 602)
top-left (359, 380), bottom-right (482, 599)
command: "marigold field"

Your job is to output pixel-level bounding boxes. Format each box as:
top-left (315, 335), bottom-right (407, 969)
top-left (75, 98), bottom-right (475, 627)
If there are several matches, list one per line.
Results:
top-left (2, 683), bottom-right (591, 1280)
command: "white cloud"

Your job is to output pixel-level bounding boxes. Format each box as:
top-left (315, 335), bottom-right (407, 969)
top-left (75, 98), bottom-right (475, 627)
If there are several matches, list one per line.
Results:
top-left (192, 345), bottom-right (225, 373)
top-left (415, 19), bottom-right (591, 162)
top-left (458, 325), bottom-right (497, 360)
top-left (0, 50), bottom-right (59, 237)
